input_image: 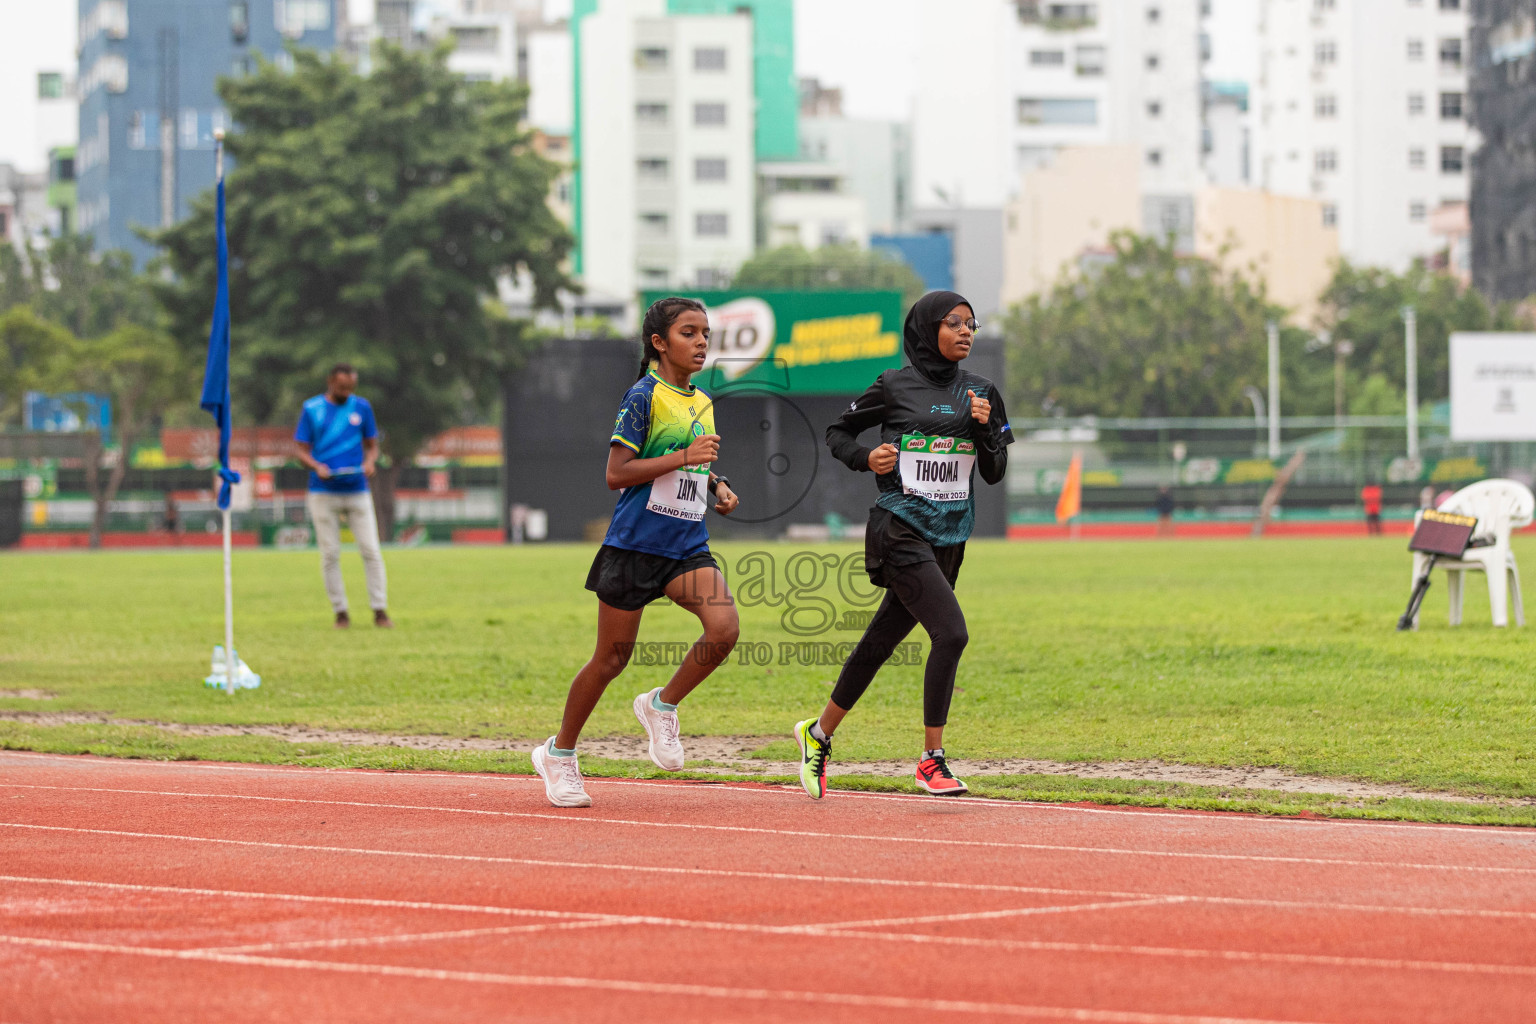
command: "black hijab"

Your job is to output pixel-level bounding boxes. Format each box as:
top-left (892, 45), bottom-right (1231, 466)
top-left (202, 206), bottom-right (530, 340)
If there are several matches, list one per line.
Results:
top-left (902, 289), bottom-right (972, 387)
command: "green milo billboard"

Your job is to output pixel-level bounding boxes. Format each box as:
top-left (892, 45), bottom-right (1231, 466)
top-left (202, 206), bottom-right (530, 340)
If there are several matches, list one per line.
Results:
top-left (640, 290), bottom-right (905, 395)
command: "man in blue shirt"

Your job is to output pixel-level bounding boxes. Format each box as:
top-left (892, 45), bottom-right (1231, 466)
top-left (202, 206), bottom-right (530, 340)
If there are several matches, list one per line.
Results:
top-left (294, 363), bottom-right (392, 628)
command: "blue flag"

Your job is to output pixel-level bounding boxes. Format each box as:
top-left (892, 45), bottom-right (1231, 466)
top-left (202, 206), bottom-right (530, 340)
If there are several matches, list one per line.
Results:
top-left (198, 178), bottom-right (240, 510)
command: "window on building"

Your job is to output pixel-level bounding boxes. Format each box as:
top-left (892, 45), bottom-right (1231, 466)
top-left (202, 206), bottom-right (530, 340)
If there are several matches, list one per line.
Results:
top-left (1440, 37), bottom-right (1463, 67)
top-left (452, 26), bottom-right (500, 53)
top-left (637, 158), bottom-right (669, 181)
top-left (275, 0), bottom-right (330, 37)
top-left (1408, 92), bottom-right (1425, 115)
top-left (695, 157), bottom-right (727, 182)
top-left (694, 47), bottom-right (726, 71)
top-left (1410, 201), bottom-right (1427, 221)
top-left (1030, 49), bottom-right (1065, 66)
top-left (1145, 52), bottom-right (1160, 70)
top-left (128, 111), bottom-right (147, 149)
top-left (694, 102), bottom-right (727, 126)
top-left (1147, 148), bottom-right (1162, 167)
top-left (635, 47), bottom-right (669, 71)
top-left (1015, 3), bottom-right (1099, 27)
top-left (1441, 145), bottom-right (1465, 172)
top-left (1440, 91), bottom-right (1464, 119)
top-left (1439, 0), bottom-right (1460, 9)
top-left (821, 222), bottom-right (849, 247)
top-left (1314, 94), bottom-right (1337, 117)
top-left (639, 212), bottom-right (669, 238)
top-left (230, 1), bottom-right (249, 42)
top-left (1409, 147), bottom-right (1426, 169)
top-left (83, 1), bottom-right (128, 42)
top-left (1322, 203), bottom-right (1338, 227)
top-left (1315, 40), bottom-right (1337, 64)
top-left (1076, 45), bottom-right (1105, 76)
top-left (1407, 38), bottom-right (1423, 60)
top-left (640, 267), bottom-right (668, 287)
top-left (181, 109), bottom-right (199, 148)
top-left (275, 51), bottom-right (295, 72)
top-left (232, 55), bottom-right (253, 76)
top-left (1314, 148), bottom-right (1338, 172)
top-left (1147, 99), bottom-right (1162, 117)
top-left (636, 103), bottom-right (668, 125)
top-left (37, 73), bottom-right (65, 99)
top-left (696, 212), bottom-right (729, 237)
top-left (1018, 97), bottom-right (1098, 125)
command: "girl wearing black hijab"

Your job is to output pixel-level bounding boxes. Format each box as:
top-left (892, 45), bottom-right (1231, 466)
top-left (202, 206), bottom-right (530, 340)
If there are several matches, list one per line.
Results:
top-left (793, 290), bottom-right (1012, 798)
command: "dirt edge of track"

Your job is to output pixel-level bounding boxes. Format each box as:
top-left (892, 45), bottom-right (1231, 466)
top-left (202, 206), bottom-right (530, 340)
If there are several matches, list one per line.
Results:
top-left (4, 709), bottom-right (1530, 807)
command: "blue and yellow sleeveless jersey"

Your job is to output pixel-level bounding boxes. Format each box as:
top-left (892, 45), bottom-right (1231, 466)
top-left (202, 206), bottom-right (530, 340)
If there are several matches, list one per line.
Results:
top-left (602, 370), bottom-right (715, 558)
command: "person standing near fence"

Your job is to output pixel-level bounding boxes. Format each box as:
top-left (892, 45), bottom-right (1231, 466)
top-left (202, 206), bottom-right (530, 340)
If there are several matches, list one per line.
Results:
top-left (294, 363), bottom-right (393, 629)
top-left (1361, 481), bottom-right (1384, 536)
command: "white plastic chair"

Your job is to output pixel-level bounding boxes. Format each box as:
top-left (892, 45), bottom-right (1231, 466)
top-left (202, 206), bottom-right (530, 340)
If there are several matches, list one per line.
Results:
top-left (1409, 478), bottom-right (1533, 628)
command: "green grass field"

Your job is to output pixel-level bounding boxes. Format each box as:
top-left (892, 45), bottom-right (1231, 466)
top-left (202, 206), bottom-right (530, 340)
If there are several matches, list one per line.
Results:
top-left (3, 538), bottom-right (1534, 824)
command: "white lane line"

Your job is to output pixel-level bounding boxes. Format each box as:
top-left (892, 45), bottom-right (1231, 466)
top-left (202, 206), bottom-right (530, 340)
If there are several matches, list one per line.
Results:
top-left (830, 897), bottom-right (1191, 931)
top-left (0, 932), bottom-right (1345, 1024)
top-left (7, 783), bottom-right (1533, 875)
top-left (5, 750), bottom-right (1533, 839)
top-left (4, 875), bottom-right (1533, 980)
top-left (199, 918), bottom-right (630, 955)
top-left (8, 830), bottom-right (1536, 928)
top-left (0, 874), bottom-right (608, 922)
top-left (818, 927), bottom-right (1536, 981)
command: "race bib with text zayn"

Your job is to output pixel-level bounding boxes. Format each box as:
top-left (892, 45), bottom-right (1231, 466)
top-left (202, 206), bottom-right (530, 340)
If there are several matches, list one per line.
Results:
top-left (647, 462), bottom-right (710, 521)
top-left (898, 433), bottom-right (975, 503)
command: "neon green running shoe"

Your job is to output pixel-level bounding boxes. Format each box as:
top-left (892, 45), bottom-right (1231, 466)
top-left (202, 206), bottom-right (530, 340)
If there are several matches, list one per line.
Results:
top-left (793, 718), bottom-right (831, 800)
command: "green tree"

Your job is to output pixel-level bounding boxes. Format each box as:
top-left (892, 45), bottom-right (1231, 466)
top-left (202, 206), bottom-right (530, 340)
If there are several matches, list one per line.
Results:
top-left (1320, 260), bottom-right (1528, 408)
top-left (60, 326), bottom-right (184, 549)
top-left (1002, 232), bottom-right (1320, 418)
top-left (0, 234), bottom-right (158, 337)
top-left (151, 43), bottom-right (572, 535)
top-left (0, 307), bottom-right (78, 427)
top-left (732, 243), bottom-right (927, 308)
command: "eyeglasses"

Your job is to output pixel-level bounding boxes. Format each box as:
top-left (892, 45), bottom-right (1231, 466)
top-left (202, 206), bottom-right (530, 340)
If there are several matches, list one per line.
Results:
top-left (937, 315), bottom-right (979, 332)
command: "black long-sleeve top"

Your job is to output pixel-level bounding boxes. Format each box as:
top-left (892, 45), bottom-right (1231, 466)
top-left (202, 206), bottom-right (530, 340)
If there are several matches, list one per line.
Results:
top-left (826, 366), bottom-right (1013, 546)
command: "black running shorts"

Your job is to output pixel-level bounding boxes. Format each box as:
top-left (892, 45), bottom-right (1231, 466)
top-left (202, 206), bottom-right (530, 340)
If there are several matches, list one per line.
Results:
top-left (585, 545), bottom-right (720, 611)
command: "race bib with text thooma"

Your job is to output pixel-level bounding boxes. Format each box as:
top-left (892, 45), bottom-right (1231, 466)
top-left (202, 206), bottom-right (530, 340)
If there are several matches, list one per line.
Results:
top-left (898, 434), bottom-right (975, 502)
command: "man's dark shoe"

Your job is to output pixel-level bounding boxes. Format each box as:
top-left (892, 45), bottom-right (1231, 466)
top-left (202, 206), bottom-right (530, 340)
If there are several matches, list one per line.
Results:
top-left (334, 611), bottom-right (351, 629)
top-left (374, 609), bottom-right (394, 629)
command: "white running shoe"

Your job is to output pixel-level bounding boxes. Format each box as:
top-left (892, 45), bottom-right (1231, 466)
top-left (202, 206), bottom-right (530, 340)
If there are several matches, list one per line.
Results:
top-left (633, 687), bottom-right (685, 771)
top-left (531, 737), bottom-right (592, 808)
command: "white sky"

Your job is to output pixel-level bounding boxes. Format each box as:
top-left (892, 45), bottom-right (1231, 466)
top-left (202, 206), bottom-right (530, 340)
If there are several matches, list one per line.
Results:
top-left (0, 0), bottom-right (1257, 171)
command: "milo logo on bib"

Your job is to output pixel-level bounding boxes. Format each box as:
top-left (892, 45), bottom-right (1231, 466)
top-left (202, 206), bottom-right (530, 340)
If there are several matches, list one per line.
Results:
top-left (897, 433), bottom-right (975, 503)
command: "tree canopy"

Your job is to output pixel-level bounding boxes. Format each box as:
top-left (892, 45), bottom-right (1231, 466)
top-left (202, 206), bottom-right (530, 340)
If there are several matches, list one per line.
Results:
top-left (1003, 232), bottom-right (1304, 419)
top-left (1320, 260), bottom-right (1528, 414)
top-left (732, 242), bottom-right (927, 308)
top-left (151, 43), bottom-right (573, 530)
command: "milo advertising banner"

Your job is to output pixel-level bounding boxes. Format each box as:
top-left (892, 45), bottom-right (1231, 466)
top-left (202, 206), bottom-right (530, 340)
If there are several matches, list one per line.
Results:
top-left (640, 290), bottom-right (905, 394)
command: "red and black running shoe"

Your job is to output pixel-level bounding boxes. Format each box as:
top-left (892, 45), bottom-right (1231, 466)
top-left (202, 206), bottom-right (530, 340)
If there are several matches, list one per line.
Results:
top-left (914, 750), bottom-right (968, 796)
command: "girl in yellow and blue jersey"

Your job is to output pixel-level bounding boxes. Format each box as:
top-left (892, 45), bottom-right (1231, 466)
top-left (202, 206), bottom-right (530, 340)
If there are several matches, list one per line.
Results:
top-left (532, 297), bottom-right (741, 808)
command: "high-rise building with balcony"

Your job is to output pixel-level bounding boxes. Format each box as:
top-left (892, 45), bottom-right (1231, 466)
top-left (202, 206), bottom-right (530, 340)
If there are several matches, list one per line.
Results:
top-left (1251, 0), bottom-right (1470, 271)
top-left (76, 0), bottom-right (338, 264)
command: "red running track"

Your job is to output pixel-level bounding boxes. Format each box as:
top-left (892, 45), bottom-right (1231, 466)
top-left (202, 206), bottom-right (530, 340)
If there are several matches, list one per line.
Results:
top-left (1, 751), bottom-right (1534, 1024)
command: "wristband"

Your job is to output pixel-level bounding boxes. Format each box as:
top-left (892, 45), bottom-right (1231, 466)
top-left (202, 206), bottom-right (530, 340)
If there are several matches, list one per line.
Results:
top-left (709, 475), bottom-right (730, 495)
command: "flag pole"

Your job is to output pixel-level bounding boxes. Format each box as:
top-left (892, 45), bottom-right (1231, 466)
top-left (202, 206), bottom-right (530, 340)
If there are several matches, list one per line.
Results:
top-left (215, 128), bottom-right (236, 695)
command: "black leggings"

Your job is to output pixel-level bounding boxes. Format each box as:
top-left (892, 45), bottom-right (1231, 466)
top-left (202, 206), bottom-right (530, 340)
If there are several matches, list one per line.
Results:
top-left (829, 558), bottom-right (968, 727)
